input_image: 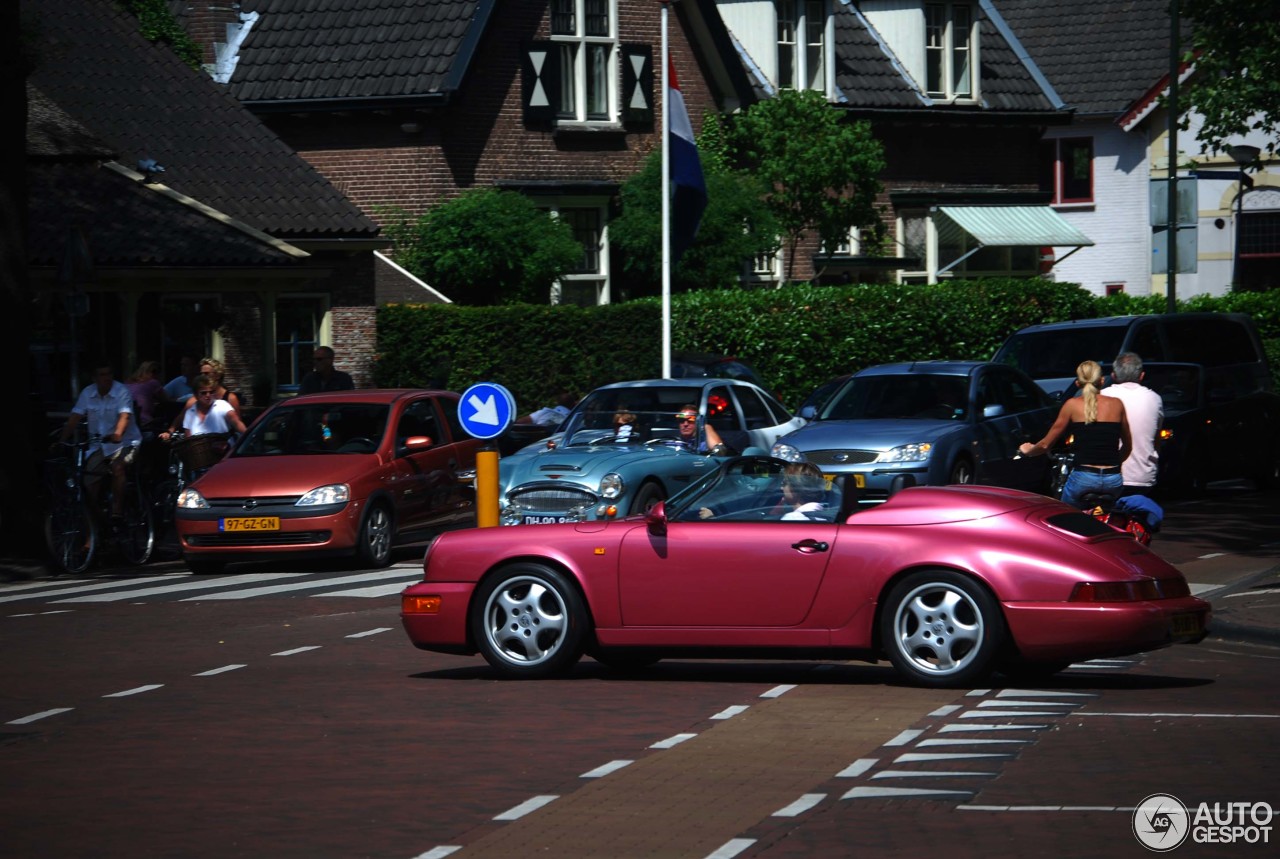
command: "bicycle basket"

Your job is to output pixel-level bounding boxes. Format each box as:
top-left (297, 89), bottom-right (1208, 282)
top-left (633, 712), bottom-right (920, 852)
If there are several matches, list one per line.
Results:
top-left (175, 434), bottom-right (229, 471)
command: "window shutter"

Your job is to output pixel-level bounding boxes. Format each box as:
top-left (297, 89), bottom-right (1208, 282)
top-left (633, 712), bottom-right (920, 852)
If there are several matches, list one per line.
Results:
top-left (522, 41), bottom-right (559, 124)
top-left (621, 43), bottom-right (653, 126)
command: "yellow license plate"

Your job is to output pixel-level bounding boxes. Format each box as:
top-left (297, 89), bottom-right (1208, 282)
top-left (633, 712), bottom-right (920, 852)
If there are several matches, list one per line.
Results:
top-left (219, 517), bottom-right (280, 532)
top-left (825, 473), bottom-right (864, 489)
top-left (1170, 613), bottom-right (1201, 637)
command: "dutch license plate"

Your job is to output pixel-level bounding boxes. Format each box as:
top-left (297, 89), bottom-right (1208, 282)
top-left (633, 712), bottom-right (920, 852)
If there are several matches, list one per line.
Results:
top-left (522, 515), bottom-right (570, 525)
top-left (829, 473), bottom-right (865, 489)
top-left (219, 517), bottom-right (281, 532)
top-left (1170, 613), bottom-right (1202, 637)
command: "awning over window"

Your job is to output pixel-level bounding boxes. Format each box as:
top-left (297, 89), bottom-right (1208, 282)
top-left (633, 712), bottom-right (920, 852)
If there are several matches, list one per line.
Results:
top-left (935, 205), bottom-right (1094, 274)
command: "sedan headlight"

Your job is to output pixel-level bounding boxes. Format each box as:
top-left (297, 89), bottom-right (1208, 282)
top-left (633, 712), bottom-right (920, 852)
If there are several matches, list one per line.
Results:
top-left (771, 442), bottom-right (803, 462)
top-left (176, 488), bottom-right (208, 509)
top-left (296, 484), bottom-right (350, 506)
top-left (875, 443), bottom-right (933, 463)
top-left (600, 472), bottom-right (624, 499)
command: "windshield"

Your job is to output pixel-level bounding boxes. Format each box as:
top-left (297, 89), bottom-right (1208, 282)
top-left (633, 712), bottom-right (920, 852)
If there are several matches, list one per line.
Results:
top-left (560, 386), bottom-right (708, 447)
top-left (668, 457), bottom-right (840, 523)
top-left (234, 402), bottom-right (390, 456)
top-left (820, 374), bottom-right (969, 421)
top-left (995, 327), bottom-right (1128, 380)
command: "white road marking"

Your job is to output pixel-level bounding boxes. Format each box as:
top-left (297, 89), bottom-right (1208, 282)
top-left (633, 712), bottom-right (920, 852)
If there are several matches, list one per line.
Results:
top-left (704, 839), bottom-right (757, 859)
top-left (1074, 711), bottom-right (1279, 718)
top-left (1198, 552), bottom-right (1228, 559)
top-left (193, 664), bottom-right (246, 676)
top-left (895, 752), bottom-right (1012, 763)
top-left (977, 699), bottom-right (1077, 708)
top-left (873, 769), bottom-right (996, 779)
top-left (412, 847), bottom-right (461, 859)
top-left (1190, 583), bottom-right (1219, 595)
top-left (929, 704), bottom-right (963, 716)
top-left (939, 723), bottom-right (1049, 732)
top-left (581, 760), bottom-right (633, 778)
top-left (843, 786), bottom-right (971, 799)
top-left (918, 738), bottom-right (1029, 747)
top-left (55, 573), bottom-right (306, 602)
top-left (493, 795), bottom-right (557, 821)
top-left (885, 729), bottom-right (924, 746)
top-left (345, 628), bottom-right (393, 638)
top-left (995, 689), bottom-right (1095, 698)
top-left (836, 758), bottom-right (878, 778)
top-left (272, 646), bottom-right (321, 657)
top-left (0, 575), bottom-right (179, 603)
top-left (317, 582), bottom-right (414, 598)
top-left (711, 705), bottom-right (749, 720)
top-left (0, 579), bottom-right (93, 592)
top-left (1223, 588), bottom-right (1280, 598)
top-left (103, 684), bottom-right (163, 698)
top-left (773, 793), bottom-right (825, 817)
top-left (7, 707), bottom-right (73, 725)
top-left (761, 684), bottom-right (796, 698)
top-left (961, 710), bottom-right (1065, 718)
top-left (185, 570), bottom-right (420, 600)
top-left (650, 733), bottom-right (697, 749)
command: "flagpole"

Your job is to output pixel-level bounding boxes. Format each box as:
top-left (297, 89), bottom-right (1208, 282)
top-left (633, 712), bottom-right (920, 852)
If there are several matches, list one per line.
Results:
top-left (660, 0), bottom-right (672, 379)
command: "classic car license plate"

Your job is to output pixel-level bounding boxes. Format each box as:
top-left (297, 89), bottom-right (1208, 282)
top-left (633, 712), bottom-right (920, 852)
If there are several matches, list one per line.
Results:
top-left (522, 515), bottom-right (570, 525)
top-left (1170, 613), bottom-right (1202, 637)
top-left (219, 517), bottom-right (281, 532)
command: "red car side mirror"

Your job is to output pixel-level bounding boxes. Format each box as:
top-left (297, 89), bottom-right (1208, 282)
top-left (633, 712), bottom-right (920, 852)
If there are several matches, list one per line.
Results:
top-left (645, 501), bottom-right (667, 536)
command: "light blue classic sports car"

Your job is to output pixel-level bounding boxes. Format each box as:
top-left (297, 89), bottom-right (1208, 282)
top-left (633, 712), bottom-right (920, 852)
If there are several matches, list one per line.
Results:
top-left (499, 379), bottom-right (804, 525)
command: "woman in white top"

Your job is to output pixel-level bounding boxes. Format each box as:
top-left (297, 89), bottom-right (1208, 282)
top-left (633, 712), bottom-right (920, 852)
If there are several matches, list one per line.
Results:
top-left (161, 374), bottom-right (247, 439)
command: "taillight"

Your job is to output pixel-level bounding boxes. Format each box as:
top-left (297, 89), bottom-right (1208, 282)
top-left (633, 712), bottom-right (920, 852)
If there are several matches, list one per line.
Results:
top-left (1069, 579), bottom-right (1185, 602)
top-left (402, 595), bottom-right (442, 614)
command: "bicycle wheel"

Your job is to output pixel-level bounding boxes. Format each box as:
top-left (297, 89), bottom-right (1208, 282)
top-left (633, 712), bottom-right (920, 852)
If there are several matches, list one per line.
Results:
top-left (118, 479), bottom-right (156, 565)
top-left (45, 502), bottom-right (97, 575)
top-left (151, 478), bottom-right (180, 533)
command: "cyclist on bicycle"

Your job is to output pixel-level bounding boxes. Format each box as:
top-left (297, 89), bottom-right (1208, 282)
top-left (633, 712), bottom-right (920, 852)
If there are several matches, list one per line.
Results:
top-left (160, 373), bottom-right (247, 440)
top-left (54, 363), bottom-right (142, 519)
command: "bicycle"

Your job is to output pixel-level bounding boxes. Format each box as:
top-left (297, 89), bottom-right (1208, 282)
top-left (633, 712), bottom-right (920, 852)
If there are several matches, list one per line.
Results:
top-left (150, 430), bottom-right (229, 536)
top-left (43, 435), bottom-right (156, 574)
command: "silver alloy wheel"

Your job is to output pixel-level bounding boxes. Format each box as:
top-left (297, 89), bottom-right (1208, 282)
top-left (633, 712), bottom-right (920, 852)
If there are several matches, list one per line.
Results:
top-left (889, 581), bottom-right (984, 678)
top-left (361, 504), bottom-right (392, 566)
top-left (481, 574), bottom-right (569, 668)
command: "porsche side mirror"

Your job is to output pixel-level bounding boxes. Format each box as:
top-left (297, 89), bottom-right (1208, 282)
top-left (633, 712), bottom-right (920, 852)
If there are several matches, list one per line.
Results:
top-left (645, 501), bottom-right (668, 536)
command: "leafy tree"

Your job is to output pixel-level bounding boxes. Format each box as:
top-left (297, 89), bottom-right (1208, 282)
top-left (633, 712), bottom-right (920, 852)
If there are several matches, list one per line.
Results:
top-left (609, 115), bottom-right (780, 298)
top-left (728, 89), bottom-right (887, 283)
top-left (1181, 0), bottom-right (1280, 153)
top-left (384, 188), bottom-right (583, 305)
top-left (119, 0), bottom-right (202, 69)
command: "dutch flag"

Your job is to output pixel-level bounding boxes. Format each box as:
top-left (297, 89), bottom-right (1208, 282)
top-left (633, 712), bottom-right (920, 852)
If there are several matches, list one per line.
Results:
top-left (668, 59), bottom-right (707, 263)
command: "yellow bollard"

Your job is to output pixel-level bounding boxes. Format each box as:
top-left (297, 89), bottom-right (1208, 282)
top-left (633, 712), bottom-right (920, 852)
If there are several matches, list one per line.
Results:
top-left (475, 446), bottom-right (500, 527)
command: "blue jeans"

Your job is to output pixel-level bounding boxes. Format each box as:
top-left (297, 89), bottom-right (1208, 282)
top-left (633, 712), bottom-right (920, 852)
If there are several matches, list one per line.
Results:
top-left (1060, 469), bottom-right (1123, 509)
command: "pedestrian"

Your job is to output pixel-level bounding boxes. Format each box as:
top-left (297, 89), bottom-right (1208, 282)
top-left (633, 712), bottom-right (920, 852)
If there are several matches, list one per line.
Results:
top-left (55, 363), bottom-right (143, 518)
top-left (298, 346), bottom-right (355, 394)
top-left (125, 359), bottom-right (170, 433)
top-left (517, 390), bottom-right (577, 427)
top-left (1102, 352), bottom-right (1163, 496)
top-left (1019, 360), bottom-right (1132, 509)
top-left (163, 354), bottom-right (199, 400)
top-left (161, 374), bottom-right (247, 439)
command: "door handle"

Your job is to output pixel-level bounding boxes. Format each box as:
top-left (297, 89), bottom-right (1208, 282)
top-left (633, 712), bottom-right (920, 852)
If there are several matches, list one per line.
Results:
top-left (790, 539), bottom-right (829, 553)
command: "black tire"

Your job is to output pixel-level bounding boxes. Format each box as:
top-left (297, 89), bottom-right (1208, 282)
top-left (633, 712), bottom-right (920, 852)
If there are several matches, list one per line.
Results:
top-left (117, 481), bottom-right (155, 565)
top-left (629, 481), bottom-right (666, 516)
top-left (185, 556), bottom-right (225, 575)
top-left (355, 502), bottom-right (393, 568)
top-left (948, 457), bottom-right (974, 485)
top-left (45, 503), bottom-right (96, 575)
top-left (880, 570), bottom-right (1004, 688)
top-left (470, 564), bottom-right (587, 678)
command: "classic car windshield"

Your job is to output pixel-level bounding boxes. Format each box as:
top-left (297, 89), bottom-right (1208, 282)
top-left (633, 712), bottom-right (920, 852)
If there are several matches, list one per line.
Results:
top-left (820, 375), bottom-right (969, 421)
top-left (560, 386), bottom-right (707, 447)
top-left (234, 403), bottom-right (390, 456)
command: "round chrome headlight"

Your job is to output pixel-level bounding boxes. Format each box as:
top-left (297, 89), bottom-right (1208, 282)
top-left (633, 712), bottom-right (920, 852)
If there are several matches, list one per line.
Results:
top-left (600, 472), bottom-right (624, 499)
top-left (500, 505), bottom-right (522, 526)
top-left (771, 442), bottom-right (803, 463)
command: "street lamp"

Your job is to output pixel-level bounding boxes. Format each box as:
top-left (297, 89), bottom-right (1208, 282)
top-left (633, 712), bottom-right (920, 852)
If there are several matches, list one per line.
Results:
top-left (1228, 144), bottom-right (1261, 289)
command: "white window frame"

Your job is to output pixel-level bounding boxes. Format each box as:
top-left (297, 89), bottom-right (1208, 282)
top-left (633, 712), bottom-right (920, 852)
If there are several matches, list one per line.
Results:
top-left (924, 2), bottom-right (978, 103)
top-left (550, 0), bottom-right (618, 123)
top-left (896, 210), bottom-right (1035, 283)
top-left (776, 1), bottom-right (830, 94)
top-left (274, 293), bottom-right (332, 391)
top-left (826, 226), bottom-right (861, 257)
top-left (543, 199), bottom-right (611, 305)
top-left (749, 247), bottom-right (782, 284)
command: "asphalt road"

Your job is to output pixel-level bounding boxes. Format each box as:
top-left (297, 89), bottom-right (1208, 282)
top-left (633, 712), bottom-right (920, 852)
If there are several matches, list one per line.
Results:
top-left (1, 485), bottom-right (1277, 858)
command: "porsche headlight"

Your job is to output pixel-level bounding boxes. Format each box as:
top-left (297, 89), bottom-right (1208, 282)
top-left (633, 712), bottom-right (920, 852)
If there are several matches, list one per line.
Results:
top-left (296, 484), bottom-right (350, 506)
top-left (600, 472), bottom-right (624, 499)
top-left (176, 488), bottom-right (208, 509)
top-left (875, 443), bottom-right (933, 463)
top-left (771, 442), bottom-right (803, 462)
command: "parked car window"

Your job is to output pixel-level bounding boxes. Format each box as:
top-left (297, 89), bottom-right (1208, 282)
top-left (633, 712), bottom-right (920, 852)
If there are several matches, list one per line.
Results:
top-left (761, 390), bottom-right (794, 425)
top-left (1129, 320), bottom-right (1166, 362)
top-left (735, 386), bottom-right (775, 430)
top-left (706, 386), bottom-right (739, 432)
top-left (823, 374), bottom-right (969, 421)
top-left (982, 367), bottom-right (1044, 415)
top-left (996, 327), bottom-right (1130, 379)
top-left (1165, 317), bottom-right (1258, 367)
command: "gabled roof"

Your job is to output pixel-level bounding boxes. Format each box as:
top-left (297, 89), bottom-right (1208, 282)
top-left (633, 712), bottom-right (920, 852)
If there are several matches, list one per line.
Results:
top-left (831, 2), bottom-right (1062, 116)
top-left (24, 0), bottom-right (380, 240)
top-left (999, 0), bottom-right (1180, 118)
top-left (226, 0), bottom-right (494, 110)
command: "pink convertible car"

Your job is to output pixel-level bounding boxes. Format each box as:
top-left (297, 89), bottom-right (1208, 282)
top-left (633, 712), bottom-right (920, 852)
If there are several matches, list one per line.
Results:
top-left (401, 456), bottom-right (1209, 687)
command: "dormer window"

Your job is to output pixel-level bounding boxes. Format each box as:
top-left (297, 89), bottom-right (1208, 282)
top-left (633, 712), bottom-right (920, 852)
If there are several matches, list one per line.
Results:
top-left (777, 1), bottom-right (827, 92)
top-left (551, 0), bottom-right (617, 121)
top-left (925, 3), bottom-right (975, 101)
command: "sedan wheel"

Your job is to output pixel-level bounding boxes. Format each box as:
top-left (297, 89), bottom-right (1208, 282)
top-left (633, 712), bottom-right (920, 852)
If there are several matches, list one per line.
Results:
top-left (629, 481), bottom-right (666, 516)
top-left (948, 457), bottom-right (974, 485)
top-left (880, 570), bottom-right (1003, 687)
top-left (356, 502), bottom-right (392, 568)
top-left (471, 564), bottom-right (587, 678)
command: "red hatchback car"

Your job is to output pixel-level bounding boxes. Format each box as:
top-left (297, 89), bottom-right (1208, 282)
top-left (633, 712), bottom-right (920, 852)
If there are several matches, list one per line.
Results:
top-left (176, 390), bottom-right (481, 574)
top-left (402, 456), bottom-right (1209, 687)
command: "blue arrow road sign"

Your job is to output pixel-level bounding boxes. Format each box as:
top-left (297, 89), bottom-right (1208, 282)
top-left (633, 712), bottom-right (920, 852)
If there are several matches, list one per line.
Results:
top-left (458, 382), bottom-right (516, 440)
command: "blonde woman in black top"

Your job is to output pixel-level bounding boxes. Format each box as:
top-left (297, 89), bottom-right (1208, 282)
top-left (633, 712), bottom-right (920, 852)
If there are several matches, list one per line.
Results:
top-left (1019, 360), bottom-right (1132, 507)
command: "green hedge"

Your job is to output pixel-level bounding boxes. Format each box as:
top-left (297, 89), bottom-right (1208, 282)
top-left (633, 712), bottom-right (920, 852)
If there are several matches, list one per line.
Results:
top-left (376, 279), bottom-right (1280, 411)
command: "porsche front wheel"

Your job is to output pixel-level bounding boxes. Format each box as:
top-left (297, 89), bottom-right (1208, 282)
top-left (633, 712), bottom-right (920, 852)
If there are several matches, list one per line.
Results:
top-left (471, 564), bottom-right (587, 678)
top-left (880, 570), bottom-right (1003, 688)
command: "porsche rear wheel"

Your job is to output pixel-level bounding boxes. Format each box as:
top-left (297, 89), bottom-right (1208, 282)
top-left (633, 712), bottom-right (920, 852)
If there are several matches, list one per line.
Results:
top-left (880, 570), bottom-right (1003, 688)
top-left (471, 564), bottom-right (587, 678)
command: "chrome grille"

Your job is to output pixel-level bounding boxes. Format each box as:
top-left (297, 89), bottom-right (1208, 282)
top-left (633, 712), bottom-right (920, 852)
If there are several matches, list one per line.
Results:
top-left (507, 485), bottom-right (597, 514)
top-left (804, 449), bottom-right (879, 466)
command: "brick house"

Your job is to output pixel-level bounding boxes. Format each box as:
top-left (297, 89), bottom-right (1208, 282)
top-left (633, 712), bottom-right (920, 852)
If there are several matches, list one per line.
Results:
top-left (26, 0), bottom-right (384, 412)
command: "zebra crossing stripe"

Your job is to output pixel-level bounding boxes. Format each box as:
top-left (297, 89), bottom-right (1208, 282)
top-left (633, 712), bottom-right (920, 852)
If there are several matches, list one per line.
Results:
top-left (54, 572), bottom-right (305, 602)
top-left (183, 569), bottom-right (424, 600)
